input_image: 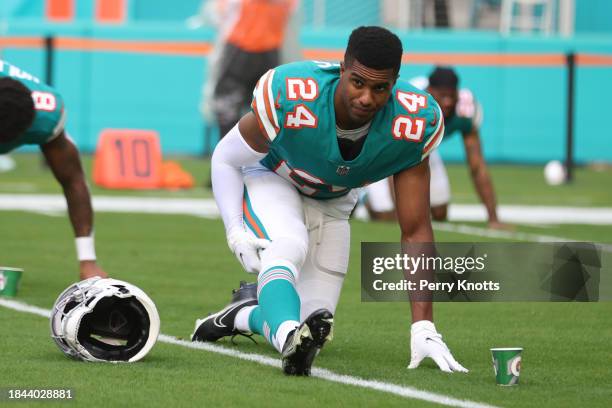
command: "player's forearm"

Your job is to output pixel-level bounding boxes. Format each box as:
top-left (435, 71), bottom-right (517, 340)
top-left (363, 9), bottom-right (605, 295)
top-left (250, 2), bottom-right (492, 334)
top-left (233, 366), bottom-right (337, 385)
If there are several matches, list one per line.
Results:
top-left (464, 134), bottom-right (499, 222)
top-left (403, 242), bottom-right (434, 323)
top-left (410, 301), bottom-right (433, 323)
top-left (472, 167), bottom-right (498, 221)
top-left (401, 229), bottom-right (434, 323)
top-left (62, 177), bottom-right (94, 237)
top-left (66, 180), bottom-right (104, 275)
top-left (211, 124), bottom-right (267, 233)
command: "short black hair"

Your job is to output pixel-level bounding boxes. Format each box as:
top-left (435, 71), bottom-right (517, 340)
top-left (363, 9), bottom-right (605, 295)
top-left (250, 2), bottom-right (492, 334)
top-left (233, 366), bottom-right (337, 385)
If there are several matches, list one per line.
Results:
top-left (344, 26), bottom-right (403, 74)
top-left (0, 77), bottom-right (35, 143)
top-left (428, 66), bottom-right (459, 89)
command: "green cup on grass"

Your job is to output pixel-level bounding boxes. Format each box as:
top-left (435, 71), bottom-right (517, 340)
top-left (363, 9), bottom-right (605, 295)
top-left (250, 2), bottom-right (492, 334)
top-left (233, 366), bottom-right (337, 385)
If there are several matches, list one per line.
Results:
top-left (491, 347), bottom-right (523, 386)
top-left (0, 267), bottom-right (24, 297)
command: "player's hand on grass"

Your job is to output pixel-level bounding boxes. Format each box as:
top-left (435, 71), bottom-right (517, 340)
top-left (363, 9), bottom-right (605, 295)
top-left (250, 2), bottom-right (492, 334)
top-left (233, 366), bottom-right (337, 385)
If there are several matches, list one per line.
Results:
top-left (79, 261), bottom-right (108, 280)
top-left (408, 320), bottom-right (468, 373)
top-left (487, 220), bottom-right (514, 230)
top-left (227, 227), bottom-right (270, 274)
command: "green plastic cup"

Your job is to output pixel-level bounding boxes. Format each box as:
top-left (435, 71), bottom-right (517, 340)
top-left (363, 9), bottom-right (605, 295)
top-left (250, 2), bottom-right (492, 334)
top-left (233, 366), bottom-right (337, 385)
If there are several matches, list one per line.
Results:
top-left (491, 347), bottom-right (523, 386)
top-left (0, 267), bottom-right (24, 297)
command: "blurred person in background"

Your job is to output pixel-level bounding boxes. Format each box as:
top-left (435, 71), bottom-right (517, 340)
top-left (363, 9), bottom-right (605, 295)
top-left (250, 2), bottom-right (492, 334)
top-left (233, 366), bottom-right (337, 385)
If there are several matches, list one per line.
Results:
top-left (196, 0), bottom-right (300, 139)
top-left (362, 66), bottom-right (509, 230)
top-left (0, 59), bottom-right (108, 279)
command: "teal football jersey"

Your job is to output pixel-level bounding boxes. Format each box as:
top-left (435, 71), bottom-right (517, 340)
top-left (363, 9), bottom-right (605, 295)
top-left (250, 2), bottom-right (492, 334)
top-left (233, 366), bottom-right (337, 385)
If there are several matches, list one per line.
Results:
top-left (409, 76), bottom-right (482, 140)
top-left (0, 60), bottom-right (65, 154)
top-left (445, 88), bottom-right (482, 136)
top-left (251, 61), bottom-right (445, 199)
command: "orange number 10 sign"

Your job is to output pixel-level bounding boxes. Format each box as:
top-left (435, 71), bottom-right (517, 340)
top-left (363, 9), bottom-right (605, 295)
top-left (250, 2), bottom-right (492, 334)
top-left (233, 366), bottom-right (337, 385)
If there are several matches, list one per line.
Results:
top-left (93, 129), bottom-right (162, 189)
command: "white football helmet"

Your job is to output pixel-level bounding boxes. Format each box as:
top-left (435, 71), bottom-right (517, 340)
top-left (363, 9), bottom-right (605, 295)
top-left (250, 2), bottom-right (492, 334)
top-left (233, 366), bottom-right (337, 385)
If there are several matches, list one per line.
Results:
top-left (50, 277), bottom-right (160, 363)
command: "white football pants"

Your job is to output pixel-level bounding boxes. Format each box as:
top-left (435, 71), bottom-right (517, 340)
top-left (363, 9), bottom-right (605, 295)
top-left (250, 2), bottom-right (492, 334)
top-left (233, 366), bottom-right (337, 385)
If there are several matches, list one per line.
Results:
top-left (364, 149), bottom-right (451, 211)
top-left (242, 164), bottom-right (358, 321)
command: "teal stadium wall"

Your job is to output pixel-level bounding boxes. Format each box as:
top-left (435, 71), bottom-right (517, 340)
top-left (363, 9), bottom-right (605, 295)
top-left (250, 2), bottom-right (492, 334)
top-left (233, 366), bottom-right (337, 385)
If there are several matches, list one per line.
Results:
top-left (1, 0), bottom-right (611, 163)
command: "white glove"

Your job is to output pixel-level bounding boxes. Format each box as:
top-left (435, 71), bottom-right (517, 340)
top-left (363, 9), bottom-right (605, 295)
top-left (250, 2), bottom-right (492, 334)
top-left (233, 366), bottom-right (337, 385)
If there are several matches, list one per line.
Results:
top-left (227, 227), bottom-right (270, 274)
top-left (408, 320), bottom-right (468, 373)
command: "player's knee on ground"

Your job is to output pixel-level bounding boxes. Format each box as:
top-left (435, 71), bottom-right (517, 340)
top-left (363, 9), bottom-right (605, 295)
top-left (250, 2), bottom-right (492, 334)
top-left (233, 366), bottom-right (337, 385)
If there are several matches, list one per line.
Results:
top-left (298, 273), bottom-right (344, 320)
top-left (431, 204), bottom-right (448, 221)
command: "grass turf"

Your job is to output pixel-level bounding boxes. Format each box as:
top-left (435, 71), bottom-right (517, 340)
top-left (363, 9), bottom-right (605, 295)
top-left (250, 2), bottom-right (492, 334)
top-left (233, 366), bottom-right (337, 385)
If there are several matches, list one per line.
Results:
top-left (1, 153), bottom-right (611, 407)
top-left (1, 212), bottom-right (611, 407)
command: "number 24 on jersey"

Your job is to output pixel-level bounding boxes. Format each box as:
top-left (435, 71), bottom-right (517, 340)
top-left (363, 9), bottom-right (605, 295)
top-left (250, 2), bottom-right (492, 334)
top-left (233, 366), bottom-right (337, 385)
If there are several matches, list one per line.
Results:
top-left (283, 78), bottom-right (430, 144)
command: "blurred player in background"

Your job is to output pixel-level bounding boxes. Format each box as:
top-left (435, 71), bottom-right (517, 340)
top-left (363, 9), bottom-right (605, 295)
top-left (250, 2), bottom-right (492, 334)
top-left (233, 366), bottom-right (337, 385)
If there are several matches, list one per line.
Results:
top-left (192, 27), bottom-right (467, 376)
top-left (195, 0), bottom-right (300, 186)
top-left (197, 0), bottom-right (300, 139)
top-left (362, 66), bottom-right (509, 229)
top-left (0, 60), bottom-right (107, 280)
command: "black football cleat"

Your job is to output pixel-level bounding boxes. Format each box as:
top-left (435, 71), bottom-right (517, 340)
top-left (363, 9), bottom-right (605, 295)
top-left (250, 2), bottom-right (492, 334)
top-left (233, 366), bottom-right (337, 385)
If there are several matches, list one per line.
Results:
top-left (281, 309), bottom-right (334, 376)
top-left (231, 281), bottom-right (257, 303)
top-left (191, 282), bottom-right (257, 342)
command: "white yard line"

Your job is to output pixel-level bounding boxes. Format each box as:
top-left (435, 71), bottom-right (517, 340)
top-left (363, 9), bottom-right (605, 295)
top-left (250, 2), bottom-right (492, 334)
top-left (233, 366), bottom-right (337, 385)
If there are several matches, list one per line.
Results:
top-left (433, 221), bottom-right (572, 242)
top-left (448, 204), bottom-right (612, 225)
top-left (1, 194), bottom-right (612, 225)
top-left (432, 222), bottom-right (612, 252)
top-left (0, 298), bottom-right (497, 408)
top-left (0, 182), bottom-right (38, 192)
top-left (0, 194), bottom-right (219, 218)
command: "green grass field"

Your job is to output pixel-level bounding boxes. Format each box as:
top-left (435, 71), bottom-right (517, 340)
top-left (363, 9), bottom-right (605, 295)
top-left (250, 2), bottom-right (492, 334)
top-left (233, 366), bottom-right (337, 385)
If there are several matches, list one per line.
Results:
top-left (1, 153), bottom-right (611, 407)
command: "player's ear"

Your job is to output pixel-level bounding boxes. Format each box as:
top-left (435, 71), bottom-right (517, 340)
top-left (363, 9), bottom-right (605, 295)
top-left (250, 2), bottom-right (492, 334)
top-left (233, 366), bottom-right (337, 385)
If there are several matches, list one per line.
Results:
top-left (340, 61), bottom-right (345, 75)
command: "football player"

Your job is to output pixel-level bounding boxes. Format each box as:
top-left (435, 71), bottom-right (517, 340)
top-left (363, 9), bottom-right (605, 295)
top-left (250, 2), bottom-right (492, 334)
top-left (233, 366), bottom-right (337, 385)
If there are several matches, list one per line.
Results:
top-left (192, 27), bottom-right (467, 376)
top-left (0, 60), bottom-right (107, 280)
top-left (363, 66), bottom-right (509, 229)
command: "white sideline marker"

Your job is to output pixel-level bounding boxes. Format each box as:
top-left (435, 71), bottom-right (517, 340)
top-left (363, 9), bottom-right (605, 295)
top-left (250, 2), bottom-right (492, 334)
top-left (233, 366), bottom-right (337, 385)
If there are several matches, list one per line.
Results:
top-left (0, 298), bottom-right (498, 408)
top-left (2, 194), bottom-right (612, 225)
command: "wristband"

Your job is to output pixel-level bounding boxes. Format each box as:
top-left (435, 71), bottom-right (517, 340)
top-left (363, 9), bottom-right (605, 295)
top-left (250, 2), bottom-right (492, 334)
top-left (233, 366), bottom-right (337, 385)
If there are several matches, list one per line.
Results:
top-left (75, 236), bottom-right (96, 261)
